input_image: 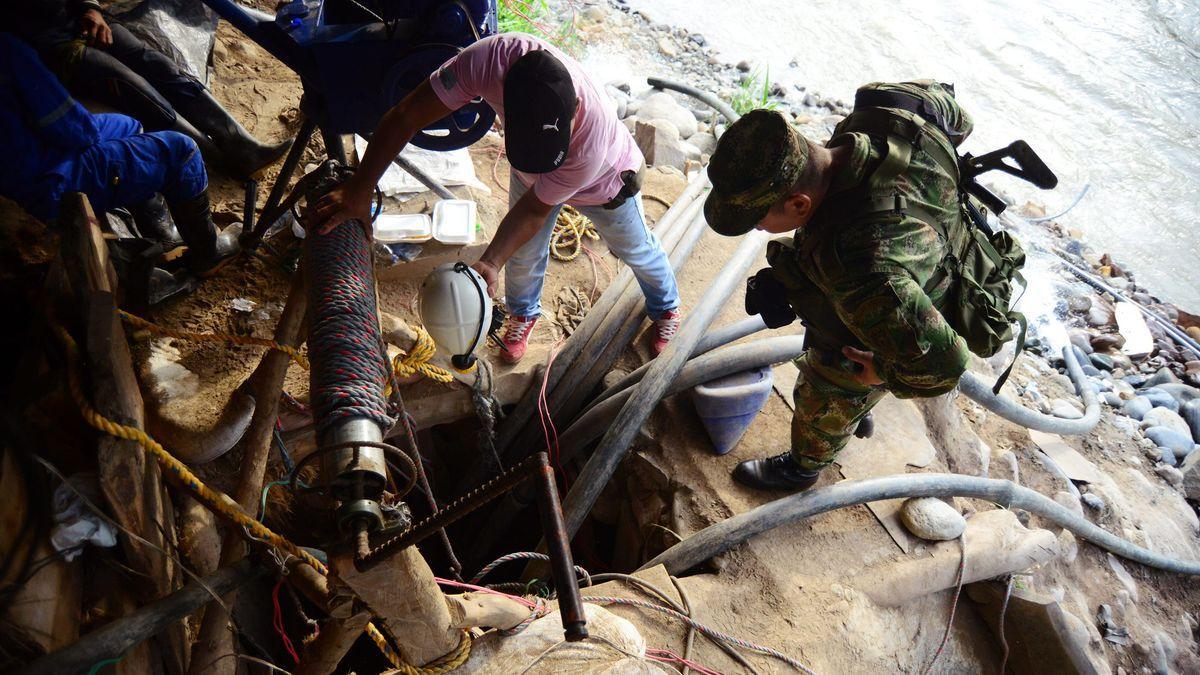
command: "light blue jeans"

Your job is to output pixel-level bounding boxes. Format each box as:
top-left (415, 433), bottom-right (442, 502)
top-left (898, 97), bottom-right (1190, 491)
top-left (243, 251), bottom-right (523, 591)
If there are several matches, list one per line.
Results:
top-left (505, 172), bottom-right (680, 320)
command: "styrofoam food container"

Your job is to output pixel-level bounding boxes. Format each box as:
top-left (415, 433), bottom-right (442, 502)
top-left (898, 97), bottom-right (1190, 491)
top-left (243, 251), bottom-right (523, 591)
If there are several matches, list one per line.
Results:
top-left (432, 199), bottom-right (477, 245)
top-left (374, 213), bottom-right (432, 243)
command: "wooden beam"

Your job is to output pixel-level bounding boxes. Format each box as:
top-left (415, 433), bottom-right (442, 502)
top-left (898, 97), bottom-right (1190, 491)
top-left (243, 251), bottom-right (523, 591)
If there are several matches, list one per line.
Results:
top-left (58, 193), bottom-right (185, 670)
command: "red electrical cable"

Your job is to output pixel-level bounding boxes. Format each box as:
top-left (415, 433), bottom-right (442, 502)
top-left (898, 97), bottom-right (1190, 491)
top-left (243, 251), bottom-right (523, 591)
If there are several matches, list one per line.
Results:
top-left (272, 580), bottom-right (301, 665)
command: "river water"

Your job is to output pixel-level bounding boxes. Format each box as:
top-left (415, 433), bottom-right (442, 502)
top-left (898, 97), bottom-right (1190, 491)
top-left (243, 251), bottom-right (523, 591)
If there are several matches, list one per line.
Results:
top-left (629, 0), bottom-right (1200, 310)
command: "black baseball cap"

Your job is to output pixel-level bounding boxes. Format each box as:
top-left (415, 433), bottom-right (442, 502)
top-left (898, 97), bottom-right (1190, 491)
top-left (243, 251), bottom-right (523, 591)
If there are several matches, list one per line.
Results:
top-left (503, 50), bottom-right (577, 174)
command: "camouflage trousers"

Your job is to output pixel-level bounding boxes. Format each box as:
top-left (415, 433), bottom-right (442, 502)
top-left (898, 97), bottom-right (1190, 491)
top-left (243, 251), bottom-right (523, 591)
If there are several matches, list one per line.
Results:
top-left (790, 348), bottom-right (888, 471)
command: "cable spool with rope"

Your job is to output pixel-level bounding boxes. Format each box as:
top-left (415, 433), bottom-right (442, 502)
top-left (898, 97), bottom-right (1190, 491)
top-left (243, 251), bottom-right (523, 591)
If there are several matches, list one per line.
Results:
top-left (303, 161), bottom-right (396, 540)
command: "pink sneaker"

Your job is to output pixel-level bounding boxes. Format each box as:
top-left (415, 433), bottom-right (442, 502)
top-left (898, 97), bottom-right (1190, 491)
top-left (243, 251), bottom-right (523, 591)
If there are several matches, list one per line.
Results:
top-left (499, 314), bottom-right (538, 364)
top-left (651, 310), bottom-right (681, 356)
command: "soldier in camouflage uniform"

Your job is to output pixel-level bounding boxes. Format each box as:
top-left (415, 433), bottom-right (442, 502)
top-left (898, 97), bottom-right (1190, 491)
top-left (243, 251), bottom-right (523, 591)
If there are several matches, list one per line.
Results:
top-left (704, 80), bottom-right (975, 491)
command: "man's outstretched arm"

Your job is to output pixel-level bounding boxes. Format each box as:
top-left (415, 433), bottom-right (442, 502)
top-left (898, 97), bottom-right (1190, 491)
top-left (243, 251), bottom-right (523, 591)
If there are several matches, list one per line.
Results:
top-left (312, 80), bottom-right (452, 232)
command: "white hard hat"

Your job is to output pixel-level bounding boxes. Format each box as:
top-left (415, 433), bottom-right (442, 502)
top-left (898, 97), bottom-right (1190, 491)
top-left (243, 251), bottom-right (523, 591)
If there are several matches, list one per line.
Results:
top-left (418, 262), bottom-right (492, 369)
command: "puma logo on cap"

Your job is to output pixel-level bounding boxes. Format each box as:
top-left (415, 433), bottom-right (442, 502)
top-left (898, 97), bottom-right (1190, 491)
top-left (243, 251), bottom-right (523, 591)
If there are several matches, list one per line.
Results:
top-left (542, 119), bottom-right (560, 131)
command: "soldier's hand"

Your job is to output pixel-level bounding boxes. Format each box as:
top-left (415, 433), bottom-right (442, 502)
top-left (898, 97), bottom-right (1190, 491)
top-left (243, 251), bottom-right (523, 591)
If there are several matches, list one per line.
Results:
top-left (842, 346), bottom-right (884, 387)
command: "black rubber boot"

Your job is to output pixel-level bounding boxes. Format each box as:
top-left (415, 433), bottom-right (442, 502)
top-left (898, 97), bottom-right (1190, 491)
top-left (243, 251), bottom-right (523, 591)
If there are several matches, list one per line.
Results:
top-left (147, 268), bottom-right (194, 306)
top-left (732, 452), bottom-right (821, 492)
top-left (169, 113), bottom-right (226, 168)
top-left (129, 194), bottom-right (183, 248)
top-left (174, 89), bottom-right (292, 179)
top-left (168, 191), bottom-right (239, 277)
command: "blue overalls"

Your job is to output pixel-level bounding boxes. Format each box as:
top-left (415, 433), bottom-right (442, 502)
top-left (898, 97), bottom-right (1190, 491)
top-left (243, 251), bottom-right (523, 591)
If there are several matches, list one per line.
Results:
top-left (0, 33), bottom-right (206, 222)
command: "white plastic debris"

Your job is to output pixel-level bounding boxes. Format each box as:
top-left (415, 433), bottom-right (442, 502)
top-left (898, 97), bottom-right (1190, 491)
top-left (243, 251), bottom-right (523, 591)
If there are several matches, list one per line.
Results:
top-left (50, 473), bottom-right (117, 561)
top-left (354, 135), bottom-right (489, 200)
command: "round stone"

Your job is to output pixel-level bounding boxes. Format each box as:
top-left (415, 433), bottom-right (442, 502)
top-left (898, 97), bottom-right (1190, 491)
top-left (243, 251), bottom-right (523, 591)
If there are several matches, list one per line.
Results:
top-left (900, 497), bottom-right (966, 541)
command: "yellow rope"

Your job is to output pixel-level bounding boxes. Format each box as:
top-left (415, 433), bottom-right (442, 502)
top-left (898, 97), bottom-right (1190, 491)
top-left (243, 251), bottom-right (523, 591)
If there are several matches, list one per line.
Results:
top-left (119, 309), bottom-right (309, 370)
top-left (391, 631), bottom-right (473, 675)
top-left (51, 318), bottom-right (468, 672)
top-left (550, 205), bottom-right (598, 262)
top-left (389, 326), bottom-right (455, 384)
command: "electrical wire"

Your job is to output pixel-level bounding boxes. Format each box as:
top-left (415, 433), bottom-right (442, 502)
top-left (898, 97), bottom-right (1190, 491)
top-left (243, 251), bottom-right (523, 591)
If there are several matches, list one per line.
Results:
top-left (922, 534), bottom-right (968, 674)
top-left (272, 579), bottom-right (301, 664)
top-left (999, 576), bottom-right (1015, 673)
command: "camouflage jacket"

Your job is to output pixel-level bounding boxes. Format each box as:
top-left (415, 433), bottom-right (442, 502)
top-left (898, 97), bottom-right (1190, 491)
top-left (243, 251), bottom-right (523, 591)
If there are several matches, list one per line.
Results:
top-left (770, 80), bottom-right (974, 398)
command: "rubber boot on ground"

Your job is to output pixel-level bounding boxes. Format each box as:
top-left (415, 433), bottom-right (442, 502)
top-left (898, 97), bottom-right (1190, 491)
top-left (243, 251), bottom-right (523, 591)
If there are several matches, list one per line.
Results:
top-left (168, 191), bottom-right (240, 277)
top-left (174, 90), bottom-right (292, 179)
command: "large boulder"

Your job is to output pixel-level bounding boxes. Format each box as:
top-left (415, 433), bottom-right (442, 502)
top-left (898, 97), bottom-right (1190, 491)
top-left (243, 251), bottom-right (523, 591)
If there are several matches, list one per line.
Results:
top-left (636, 92), bottom-right (699, 139)
top-left (634, 119), bottom-right (686, 170)
top-left (1144, 426), bottom-right (1194, 461)
top-left (1140, 387), bottom-right (1181, 413)
top-left (1141, 407), bottom-right (1192, 438)
top-left (1182, 451), bottom-right (1200, 501)
top-left (1182, 399), bottom-right (1200, 443)
top-left (1123, 396), bottom-right (1152, 421)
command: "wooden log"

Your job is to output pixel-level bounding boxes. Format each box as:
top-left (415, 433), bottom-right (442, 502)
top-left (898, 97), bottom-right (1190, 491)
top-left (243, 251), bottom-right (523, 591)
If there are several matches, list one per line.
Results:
top-left (188, 272), bottom-right (307, 675)
top-left (23, 560), bottom-right (262, 675)
top-left (58, 193), bottom-right (185, 670)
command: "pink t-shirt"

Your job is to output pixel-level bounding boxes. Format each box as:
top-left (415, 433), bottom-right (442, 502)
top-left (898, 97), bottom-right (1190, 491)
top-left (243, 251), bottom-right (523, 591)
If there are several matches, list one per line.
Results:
top-left (430, 33), bottom-right (642, 207)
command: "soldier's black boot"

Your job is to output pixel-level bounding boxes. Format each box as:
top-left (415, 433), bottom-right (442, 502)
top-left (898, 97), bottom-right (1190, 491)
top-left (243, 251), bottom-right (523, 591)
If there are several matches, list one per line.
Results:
top-left (168, 192), bottom-right (239, 277)
top-left (174, 90), bottom-right (292, 179)
top-left (129, 194), bottom-right (183, 248)
top-left (732, 452), bottom-right (820, 492)
top-left (854, 412), bottom-right (875, 439)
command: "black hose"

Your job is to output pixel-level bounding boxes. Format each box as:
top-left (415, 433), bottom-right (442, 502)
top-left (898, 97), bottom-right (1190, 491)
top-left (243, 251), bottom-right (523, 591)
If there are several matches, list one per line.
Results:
top-left (648, 77), bottom-right (740, 125)
top-left (560, 230), bottom-right (771, 537)
top-left (639, 473), bottom-right (1200, 577)
top-left (957, 346), bottom-right (1099, 435)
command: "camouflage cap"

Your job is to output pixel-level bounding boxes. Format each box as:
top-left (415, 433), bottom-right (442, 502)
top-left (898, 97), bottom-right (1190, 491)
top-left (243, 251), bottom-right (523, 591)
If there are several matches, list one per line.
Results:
top-left (704, 109), bottom-right (809, 236)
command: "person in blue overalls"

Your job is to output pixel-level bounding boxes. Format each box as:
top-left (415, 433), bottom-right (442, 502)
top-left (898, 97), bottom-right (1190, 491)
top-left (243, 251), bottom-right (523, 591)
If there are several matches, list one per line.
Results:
top-left (0, 33), bottom-right (237, 279)
top-left (13, 0), bottom-right (291, 180)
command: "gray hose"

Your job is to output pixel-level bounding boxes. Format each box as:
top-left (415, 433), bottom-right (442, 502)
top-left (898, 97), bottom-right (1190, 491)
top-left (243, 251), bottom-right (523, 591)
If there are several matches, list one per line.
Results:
top-left (145, 389), bottom-right (257, 464)
top-left (560, 230), bottom-right (771, 537)
top-left (639, 473), bottom-right (1200, 576)
top-left (558, 336), bottom-right (806, 463)
top-left (588, 316), bottom-right (770, 412)
top-left (957, 346), bottom-right (1099, 435)
top-left (1026, 184), bottom-right (1089, 223)
top-left (648, 77), bottom-right (740, 125)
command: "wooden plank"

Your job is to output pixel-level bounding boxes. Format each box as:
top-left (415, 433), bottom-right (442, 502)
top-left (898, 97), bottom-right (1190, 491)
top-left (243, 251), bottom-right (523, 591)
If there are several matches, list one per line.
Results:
top-left (59, 193), bottom-right (184, 670)
top-left (1029, 429), bottom-right (1101, 483)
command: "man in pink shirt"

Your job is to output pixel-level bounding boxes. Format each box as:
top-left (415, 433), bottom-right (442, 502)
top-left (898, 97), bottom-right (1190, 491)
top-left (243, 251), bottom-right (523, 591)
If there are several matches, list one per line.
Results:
top-left (315, 33), bottom-right (681, 363)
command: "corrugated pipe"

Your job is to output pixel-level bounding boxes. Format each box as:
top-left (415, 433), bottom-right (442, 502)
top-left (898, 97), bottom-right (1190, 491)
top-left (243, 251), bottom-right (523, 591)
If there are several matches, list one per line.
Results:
top-left (958, 346), bottom-right (1099, 435)
top-left (639, 473), bottom-right (1200, 576)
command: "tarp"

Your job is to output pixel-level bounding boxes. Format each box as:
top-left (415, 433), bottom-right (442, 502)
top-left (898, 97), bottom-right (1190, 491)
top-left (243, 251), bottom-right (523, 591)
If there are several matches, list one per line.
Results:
top-left (110, 0), bottom-right (219, 85)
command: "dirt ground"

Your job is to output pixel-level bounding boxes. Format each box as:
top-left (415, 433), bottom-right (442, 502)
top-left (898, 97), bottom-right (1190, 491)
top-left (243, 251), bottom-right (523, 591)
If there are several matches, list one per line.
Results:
top-left (8, 7), bottom-right (1199, 673)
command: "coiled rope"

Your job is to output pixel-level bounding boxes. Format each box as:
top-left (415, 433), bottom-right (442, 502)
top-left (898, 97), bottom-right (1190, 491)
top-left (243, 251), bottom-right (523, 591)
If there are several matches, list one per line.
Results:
top-left (305, 220), bottom-right (394, 436)
top-left (550, 206), bottom-right (598, 262)
top-left (119, 310), bottom-right (309, 370)
top-left (51, 316), bottom-right (469, 672)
